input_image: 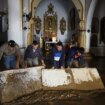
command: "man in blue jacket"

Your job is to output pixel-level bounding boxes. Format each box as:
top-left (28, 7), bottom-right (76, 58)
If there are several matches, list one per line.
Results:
top-left (51, 42), bottom-right (65, 69)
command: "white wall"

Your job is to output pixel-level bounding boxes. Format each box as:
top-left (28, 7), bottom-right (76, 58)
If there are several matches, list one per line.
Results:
top-left (86, 0), bottom-right (91, 18)
top-left (35, 0), bottom-right (79, 43)
top-left (8, 0), bottom-right (23, 47)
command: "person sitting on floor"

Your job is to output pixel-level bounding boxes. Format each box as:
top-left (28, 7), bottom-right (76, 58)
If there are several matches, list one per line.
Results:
top-left (24, 40), bottom-right (45, 67)
top-left (51, 42), bottom-right (65, 69)
top-left (0, 40), bottom-right (21, 70)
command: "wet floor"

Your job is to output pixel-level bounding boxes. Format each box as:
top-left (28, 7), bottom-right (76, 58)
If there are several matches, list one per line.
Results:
top-left (87, 57), bottom-right (105, 85)
top-left (2, 90), bottom-right (105, 105)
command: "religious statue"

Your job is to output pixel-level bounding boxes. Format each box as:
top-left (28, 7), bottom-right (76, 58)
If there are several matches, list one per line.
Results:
top-left (44, 3), bottom-right (57, 38)
top-left (48, 18), bottom-right (52, 28)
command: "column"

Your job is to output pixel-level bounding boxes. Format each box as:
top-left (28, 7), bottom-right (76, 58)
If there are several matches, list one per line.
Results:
top-left (8, 0), bottom-right (23, 47)
top-left (77, 0), bottom-right (86, 49)
top-left (23, 0), bottom-right (29, 47)
top-left (78, 20), bottom-right (86, 48)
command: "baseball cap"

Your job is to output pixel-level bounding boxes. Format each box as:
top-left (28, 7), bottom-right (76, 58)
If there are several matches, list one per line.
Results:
top-left (8, 40), bottom-right (16, 47)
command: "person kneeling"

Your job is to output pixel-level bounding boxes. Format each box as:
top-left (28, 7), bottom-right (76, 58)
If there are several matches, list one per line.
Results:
top-left (67, 47), bottom-right (86, 68)
top-left (24, 40), bottom-right (45, 68)
top-left (51, 42), bottom-right (65, 69)
top-left (0, 40), bottom-right (20, 70)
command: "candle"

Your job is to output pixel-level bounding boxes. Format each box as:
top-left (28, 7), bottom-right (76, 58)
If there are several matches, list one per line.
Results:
top-left (52, 37), bottom-right (56, 42)
top-left (40, 37), bottom-right (43, 48)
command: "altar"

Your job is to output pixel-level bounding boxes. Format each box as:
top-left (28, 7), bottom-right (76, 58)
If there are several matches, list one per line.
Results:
top-left (45, 41), bottom-right (57, 55)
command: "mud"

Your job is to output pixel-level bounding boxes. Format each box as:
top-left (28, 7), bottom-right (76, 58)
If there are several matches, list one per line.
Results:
top-left (1, 89), bottom-right (105, 105)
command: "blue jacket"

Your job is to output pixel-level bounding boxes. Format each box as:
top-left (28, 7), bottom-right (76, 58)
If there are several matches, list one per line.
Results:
top-left (66, 47), bottom-right (78, 60)
top-left (51, 47), bottom-right (65, 67)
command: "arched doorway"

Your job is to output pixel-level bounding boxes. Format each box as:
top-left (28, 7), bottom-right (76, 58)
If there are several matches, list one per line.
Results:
top-left (31, 0), bottom-right (82, 19)
top-left (90, 17), bottom-right (99, 47)
top-left (27, 0), bottom-right (83, 45)
top-left (89, 0), bottom-right (105, 56)
top-left (90, 34), bottom-right (98, 47)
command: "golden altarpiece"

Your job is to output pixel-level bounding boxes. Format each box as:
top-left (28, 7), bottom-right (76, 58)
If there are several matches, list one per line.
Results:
top-left (44, 3), bottom-right (57, 39)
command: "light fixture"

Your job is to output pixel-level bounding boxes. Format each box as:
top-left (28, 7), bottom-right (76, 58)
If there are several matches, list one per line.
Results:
top-left (23, 12), bottom-right (32, 21)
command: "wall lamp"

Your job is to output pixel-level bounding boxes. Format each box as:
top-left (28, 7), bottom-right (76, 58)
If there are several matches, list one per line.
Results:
top-left (23, 26), bottom-right (30, 30)
top-left (23, 12), bottom-right (32, 21)
top-left (23, 12), bottom-right (32, 30)
top-left (23, 27), bottom-right (27, 30)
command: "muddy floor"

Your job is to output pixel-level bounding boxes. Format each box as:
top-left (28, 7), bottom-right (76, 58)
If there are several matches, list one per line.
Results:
top-left (1, 57), bottom-right (105, 105)
top-left (1, 90), bottom-right (105, 105)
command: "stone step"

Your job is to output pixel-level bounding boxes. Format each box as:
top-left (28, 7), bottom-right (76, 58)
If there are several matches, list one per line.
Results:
top-left (42, 68), bottom-right (104, 90)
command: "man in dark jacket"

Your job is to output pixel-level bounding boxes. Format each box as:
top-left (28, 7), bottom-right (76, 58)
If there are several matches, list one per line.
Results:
top-left (67, 43), bottom-right (85, 68)
top-left (24, 40), bottom-right (45, 67)
top-left (66, 44), bottom-right (78, 67)
top-left (51, 42), bottom-right (65, 69)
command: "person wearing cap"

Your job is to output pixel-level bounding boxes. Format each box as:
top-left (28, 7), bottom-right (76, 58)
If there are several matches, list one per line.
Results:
top-left (0, 40), bottom-right (21, 70)
top-left (51, 42), bottom-right (65, 69)
top-left (24, 40), bottom-right (45, 67)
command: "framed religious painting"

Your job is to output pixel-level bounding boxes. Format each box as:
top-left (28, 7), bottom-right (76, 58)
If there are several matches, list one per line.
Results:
top-left (60, 17), bottom-right (66, 35)
top-left (35, 16), bottom-right (41, 34)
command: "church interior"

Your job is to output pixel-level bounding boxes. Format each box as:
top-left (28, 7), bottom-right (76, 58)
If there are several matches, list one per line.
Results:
top-left (0, 0), bottom-right (105, 105)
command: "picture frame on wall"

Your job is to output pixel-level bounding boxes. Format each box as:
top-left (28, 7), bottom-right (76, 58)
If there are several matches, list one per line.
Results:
top-left (60, 17), bottom-right (66, 35)
top-left (35, 16), bottom-right (41, 34)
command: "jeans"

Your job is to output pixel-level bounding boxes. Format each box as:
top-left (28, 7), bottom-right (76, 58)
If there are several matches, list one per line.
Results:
top-left (3, 55), bottom-right (16, 69)
top-left (67, 56), bottom-right (85, 67)
top-left (79, 56), bottom-right (84, 65)
top-left (26, 57), bottom-right (39, 67)
top-left (53, 61), bottom-right (63, 69)
top-left (67, 58), bottom-right (73, 67)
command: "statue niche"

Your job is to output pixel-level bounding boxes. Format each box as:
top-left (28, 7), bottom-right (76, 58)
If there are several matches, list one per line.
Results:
top-left (35, 16), bottom-right (41, 34)
top-left (44, 3), bottom-right (57, 39)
